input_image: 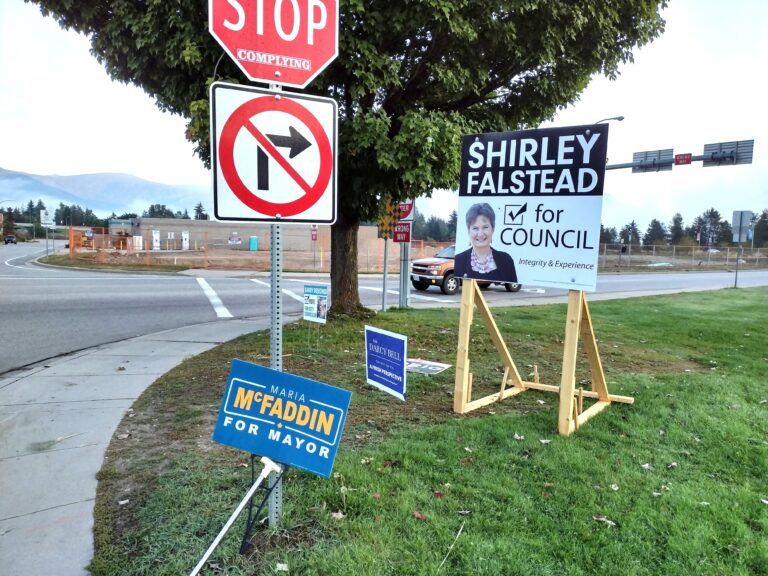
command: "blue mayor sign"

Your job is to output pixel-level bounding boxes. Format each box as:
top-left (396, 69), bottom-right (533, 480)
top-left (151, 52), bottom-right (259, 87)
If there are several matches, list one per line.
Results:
top-left (456, 124), bottom-right (609, 291)
top-left (212, 360), bottom-right (351, 478)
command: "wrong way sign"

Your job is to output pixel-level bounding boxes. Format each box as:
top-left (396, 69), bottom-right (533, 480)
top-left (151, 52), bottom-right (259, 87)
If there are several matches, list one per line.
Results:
top-left (211, 82), bottom-right (337, 224)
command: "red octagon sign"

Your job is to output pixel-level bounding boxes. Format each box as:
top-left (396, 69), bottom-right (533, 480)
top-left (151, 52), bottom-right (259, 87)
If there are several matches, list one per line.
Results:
top-left (209, 0), bottom-right (339, 88)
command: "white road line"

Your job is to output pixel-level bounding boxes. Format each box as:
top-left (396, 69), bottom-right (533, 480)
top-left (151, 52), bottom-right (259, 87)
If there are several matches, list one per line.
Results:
top-left (250, 279), bottom-right (304, 303)
top-left (197, 277), bottom-right (233, 318)
top-left (283, 279), bottom-right (445, 302)
top-left (358, 285), bottom-right (444, 301)
top-left (285, 279), bottom-right (330, 286)
top-left (0, 275), bottom-right (189, 281)
top-left (3, 247), bottom-right (60, 269)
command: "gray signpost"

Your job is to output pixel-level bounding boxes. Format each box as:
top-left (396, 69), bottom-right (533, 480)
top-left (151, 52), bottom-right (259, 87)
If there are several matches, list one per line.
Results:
top-left (268, 223), bottom-right (284, 523)
top-left (732, 210), bottom-right (753, 288)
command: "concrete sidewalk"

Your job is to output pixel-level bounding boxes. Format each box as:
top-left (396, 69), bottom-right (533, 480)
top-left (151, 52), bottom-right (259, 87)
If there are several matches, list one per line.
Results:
top-left (0, 318), bottom-right (270, 576)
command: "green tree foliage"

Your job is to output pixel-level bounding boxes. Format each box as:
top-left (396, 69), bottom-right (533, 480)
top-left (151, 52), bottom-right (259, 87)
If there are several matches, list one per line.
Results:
top-left (193, 202), bottom-right (209, 220)
top-left (447, 210), bottom-right (458, 240)
top-left (142, 204), bottom-right (176, 218)
top-left (411, 209), bottom-right (427, 240)
top-left (689, 208), bottom-right (730, 246)
top-left (424, 215), bottom-right (449, 241)
top-left (753, 209), bottom-right (768, 247)
top-left (668, 212), bottom-right (684, 244)
top-left (620, 220), bottom-right (642, 245)
top-left (600, 224), bottom-right (618, 244)
top-left (2, 209), bottom-right (14, 237)
top-left (30, 0), bottom-right (667, 314)
top-left (54, 203), bottom-right (104, 227)
top-left (643, 218), bottom-right (668, 245)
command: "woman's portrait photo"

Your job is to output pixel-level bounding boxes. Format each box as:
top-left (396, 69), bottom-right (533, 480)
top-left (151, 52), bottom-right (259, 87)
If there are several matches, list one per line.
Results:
top-left (455, 202), bottom-right (517, 284)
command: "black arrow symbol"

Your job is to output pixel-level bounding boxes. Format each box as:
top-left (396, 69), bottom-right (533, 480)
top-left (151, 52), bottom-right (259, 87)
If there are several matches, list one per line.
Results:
top-left (257, 126), bottom-right (312, 190)
top-left (266, 126), bottom-right (311, 158)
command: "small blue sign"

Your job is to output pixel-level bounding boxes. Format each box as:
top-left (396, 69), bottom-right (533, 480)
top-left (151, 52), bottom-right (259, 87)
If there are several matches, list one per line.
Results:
top-left (365, 325), bottom-right (407, 401)
top-left (212, 359), bottom-right (351, 478)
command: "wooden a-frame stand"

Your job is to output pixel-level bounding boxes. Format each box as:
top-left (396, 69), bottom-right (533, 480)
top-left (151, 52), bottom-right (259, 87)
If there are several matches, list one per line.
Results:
top-left (453, 280), bottom-right (633, 435)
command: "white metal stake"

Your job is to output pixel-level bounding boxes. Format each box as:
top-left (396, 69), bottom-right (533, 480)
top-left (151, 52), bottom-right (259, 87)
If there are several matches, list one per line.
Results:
top-left (189, 458), bottom-right (282, 576)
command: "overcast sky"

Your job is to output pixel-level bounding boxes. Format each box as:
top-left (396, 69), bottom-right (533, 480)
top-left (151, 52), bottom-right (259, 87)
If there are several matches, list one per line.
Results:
top-left (1, 0), bottom-right (765, 231)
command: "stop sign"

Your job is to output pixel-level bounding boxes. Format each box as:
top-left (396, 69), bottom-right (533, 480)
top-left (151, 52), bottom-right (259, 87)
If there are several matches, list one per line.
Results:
top-left (209, 0), bottom-right (339, 88)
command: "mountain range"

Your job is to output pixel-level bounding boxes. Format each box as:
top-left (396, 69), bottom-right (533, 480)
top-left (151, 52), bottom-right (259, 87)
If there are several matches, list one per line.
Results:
top-left (0, 167), bottom-right (210, 217)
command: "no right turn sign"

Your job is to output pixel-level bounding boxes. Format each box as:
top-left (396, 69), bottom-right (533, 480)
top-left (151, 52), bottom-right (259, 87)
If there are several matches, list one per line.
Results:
top-left (211, 82), bottom-right (337, 224)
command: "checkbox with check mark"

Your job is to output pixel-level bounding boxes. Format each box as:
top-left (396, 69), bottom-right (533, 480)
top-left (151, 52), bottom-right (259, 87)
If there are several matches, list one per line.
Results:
top-left (504, 203), bottom-right (528, 225)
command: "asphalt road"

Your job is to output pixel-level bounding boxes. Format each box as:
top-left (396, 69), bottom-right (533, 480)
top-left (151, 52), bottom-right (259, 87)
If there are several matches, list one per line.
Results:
top-left (1, 240), bottom-right (766, 375)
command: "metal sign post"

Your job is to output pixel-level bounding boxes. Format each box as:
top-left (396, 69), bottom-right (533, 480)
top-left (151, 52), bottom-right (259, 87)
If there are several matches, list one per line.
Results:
top-left (208, 0), bottom-right (340, 537)
top-left (382, 238), bottom-right (389, 311)
top-left (399, 241), bottom-right (409, 309)
top-left (732, 210), bottom-right (753, 289)
top-left (269, 226), bottom-right (283, 527)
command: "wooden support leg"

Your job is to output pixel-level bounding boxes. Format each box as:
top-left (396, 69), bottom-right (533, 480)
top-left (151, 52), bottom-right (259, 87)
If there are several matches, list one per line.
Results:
top-left (579, 292), bottom-right (610, 401)
top-left (453, 280), bottom-right (476, 413)
top-left (558, 290), bottom-right (583, 436)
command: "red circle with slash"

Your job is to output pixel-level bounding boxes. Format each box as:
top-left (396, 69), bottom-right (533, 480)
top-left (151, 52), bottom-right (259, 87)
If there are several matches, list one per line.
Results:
top-left (218, 96), bottom-right (332, 217)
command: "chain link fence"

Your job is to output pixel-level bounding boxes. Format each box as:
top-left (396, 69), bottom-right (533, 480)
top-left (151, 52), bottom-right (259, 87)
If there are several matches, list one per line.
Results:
top-left (599, 243), bottom-right (766, 270)
top-left (61, 225), bottom-right (766, 273)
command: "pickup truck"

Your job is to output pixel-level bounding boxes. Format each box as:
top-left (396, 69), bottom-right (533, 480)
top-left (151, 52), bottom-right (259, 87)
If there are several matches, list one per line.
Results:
top-left (410, 244), bottom-right (521, 295)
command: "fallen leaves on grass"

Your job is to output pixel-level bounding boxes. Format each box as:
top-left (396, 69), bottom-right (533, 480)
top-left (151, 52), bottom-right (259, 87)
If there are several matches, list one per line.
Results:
top-left (539, 439), bottom-right (552, 445)
top-left (514, 433), bottom-right (525, 441)
top-left (331, 511), bottom-right (345, 520)
top-left (413, 511), bottom-right (428, 520)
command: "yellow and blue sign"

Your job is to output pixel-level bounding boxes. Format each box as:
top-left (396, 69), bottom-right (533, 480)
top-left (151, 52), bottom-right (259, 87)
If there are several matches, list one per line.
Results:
top-left (212, 359), bottom-right (351, 478)
top-left (365, 325), bottom-right (407, 401)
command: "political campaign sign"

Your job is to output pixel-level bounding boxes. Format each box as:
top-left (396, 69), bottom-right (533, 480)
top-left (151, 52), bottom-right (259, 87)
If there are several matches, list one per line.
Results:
top-left (212, 359), bottom-right (351, 478)
top-left (365, 326), bottom-right (407, 401)
top-left (456, 124), bottom-right (609, 292)
top-left (303, 284), bottom-right (328, 324)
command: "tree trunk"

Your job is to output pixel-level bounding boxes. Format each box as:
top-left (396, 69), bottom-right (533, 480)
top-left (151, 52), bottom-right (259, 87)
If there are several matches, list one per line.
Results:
top-left (330, 211), bottom-right (363, 316)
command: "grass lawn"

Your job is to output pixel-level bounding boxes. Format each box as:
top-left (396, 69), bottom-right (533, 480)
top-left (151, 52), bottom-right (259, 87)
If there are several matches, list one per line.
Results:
top-left (39, 253), bottom-right (188, 273)
top-left (90, 288), bottom-right (768, 576)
